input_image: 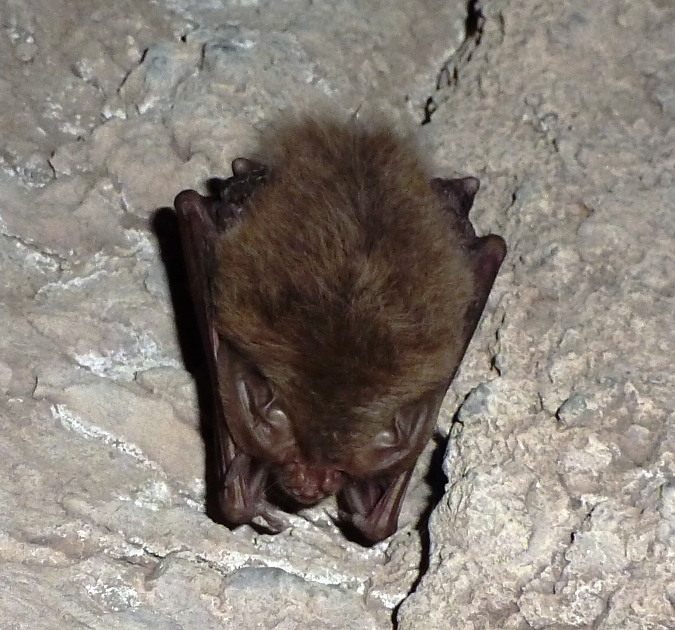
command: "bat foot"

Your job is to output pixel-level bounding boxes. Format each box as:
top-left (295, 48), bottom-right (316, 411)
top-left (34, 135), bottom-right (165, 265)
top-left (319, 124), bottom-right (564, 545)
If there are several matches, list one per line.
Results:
top-left (335, 510), bottom-right (393, 547)
top-left (251, 505), bottom-right (292, 534)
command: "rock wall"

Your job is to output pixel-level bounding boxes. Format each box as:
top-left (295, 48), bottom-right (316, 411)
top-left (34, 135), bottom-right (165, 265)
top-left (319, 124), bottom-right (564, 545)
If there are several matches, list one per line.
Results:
top-left (1, 0), bottom-right (673, 628)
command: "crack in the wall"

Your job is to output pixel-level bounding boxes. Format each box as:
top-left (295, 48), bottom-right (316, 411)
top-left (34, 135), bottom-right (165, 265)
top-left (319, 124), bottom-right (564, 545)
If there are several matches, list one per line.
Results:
top-left (421, 0), bottom-right (486, 125)
top-left (50, 403), bottom-right (161, 470)
top-left (0, 230), bottom-right (67, 269)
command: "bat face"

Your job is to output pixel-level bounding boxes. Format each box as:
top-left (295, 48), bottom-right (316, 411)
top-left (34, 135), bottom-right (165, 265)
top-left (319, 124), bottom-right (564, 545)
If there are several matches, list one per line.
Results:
top-left (218, 339), bottom-right (449, 503)
top-left (174, 117), bottom-right (506, 543)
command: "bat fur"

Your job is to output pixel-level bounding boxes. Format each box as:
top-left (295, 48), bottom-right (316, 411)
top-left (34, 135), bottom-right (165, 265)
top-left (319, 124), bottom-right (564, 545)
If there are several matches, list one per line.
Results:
top-left (174, 114), bottom-right (506, 542)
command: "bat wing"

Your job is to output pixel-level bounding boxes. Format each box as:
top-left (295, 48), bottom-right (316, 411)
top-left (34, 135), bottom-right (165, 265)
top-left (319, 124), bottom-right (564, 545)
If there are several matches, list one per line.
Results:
top-left (340, 470), bottom-right (414, 543)
top-left (174, 164), bottom-right (298, 529)
top-left (337, 383), bottom-right (447, 543)
top-left (338, 177), bottom-right (506, 543)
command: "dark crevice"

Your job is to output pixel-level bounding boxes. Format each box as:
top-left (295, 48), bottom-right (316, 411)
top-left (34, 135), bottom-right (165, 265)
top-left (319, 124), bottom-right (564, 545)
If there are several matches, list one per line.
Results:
top-left (416, 430), bottom-right (450, 562)
top-left (420, 0), bottom-right (486, 125)
top-left (421, 97), bottom-right (436, 125)
top-left (392, 429), bottom-right (451, 627)
top-left (393, 385), bottom-right (480, 626)
top-left (465, 0), bottom-right (484, 39)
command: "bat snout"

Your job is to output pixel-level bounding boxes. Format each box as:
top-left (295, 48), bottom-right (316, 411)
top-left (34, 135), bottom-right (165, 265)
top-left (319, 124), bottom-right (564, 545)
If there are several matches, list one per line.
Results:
top-left (278, 461), bottom-right (345, 504)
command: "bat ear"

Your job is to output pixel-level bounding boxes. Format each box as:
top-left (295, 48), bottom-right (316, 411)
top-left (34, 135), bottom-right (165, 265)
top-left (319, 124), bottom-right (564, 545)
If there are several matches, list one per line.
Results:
top-left (231, 157), bottom-right (264, 176)
top-left (349, 384), bottom-right (448, 476)
top-left (431, 176), bottom-right (480, 219)
top-left (217, 343), bottom-right (299, 463)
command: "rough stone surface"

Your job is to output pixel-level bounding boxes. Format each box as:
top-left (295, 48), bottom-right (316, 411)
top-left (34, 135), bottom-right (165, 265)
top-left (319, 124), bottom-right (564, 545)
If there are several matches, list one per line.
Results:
top-left (0, 0), bottom-right (673, 629)
top-left (400, 1), bottom-right (675, 628)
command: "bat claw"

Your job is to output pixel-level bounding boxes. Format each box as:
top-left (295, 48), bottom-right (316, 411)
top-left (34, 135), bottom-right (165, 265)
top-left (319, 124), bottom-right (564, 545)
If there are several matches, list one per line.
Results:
top-left (252, 505), bottom-right (292, 534)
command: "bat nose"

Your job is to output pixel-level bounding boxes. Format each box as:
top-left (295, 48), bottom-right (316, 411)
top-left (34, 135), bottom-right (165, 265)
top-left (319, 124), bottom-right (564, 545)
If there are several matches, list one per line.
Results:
top-left (278, 462), bottom-right (344, 504)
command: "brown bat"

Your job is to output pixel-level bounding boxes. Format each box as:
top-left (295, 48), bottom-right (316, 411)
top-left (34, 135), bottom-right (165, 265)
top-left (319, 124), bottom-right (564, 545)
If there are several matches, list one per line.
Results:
top-left (173, 116), bottom-right (506, 543)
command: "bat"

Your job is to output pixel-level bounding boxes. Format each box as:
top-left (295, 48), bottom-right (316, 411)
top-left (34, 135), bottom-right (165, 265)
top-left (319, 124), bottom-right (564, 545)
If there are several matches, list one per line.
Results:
top-left (173, 116), bottom-right (506, 543)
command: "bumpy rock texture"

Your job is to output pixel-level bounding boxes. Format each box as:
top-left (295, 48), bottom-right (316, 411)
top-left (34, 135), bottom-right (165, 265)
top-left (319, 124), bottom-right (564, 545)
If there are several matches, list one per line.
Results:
top-left (1, 0), bottom-right (673, 628)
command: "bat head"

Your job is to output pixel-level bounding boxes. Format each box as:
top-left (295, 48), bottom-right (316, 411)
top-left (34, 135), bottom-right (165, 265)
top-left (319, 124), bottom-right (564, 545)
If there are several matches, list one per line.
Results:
top-left (217, 340), bottom-right (452, 504)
